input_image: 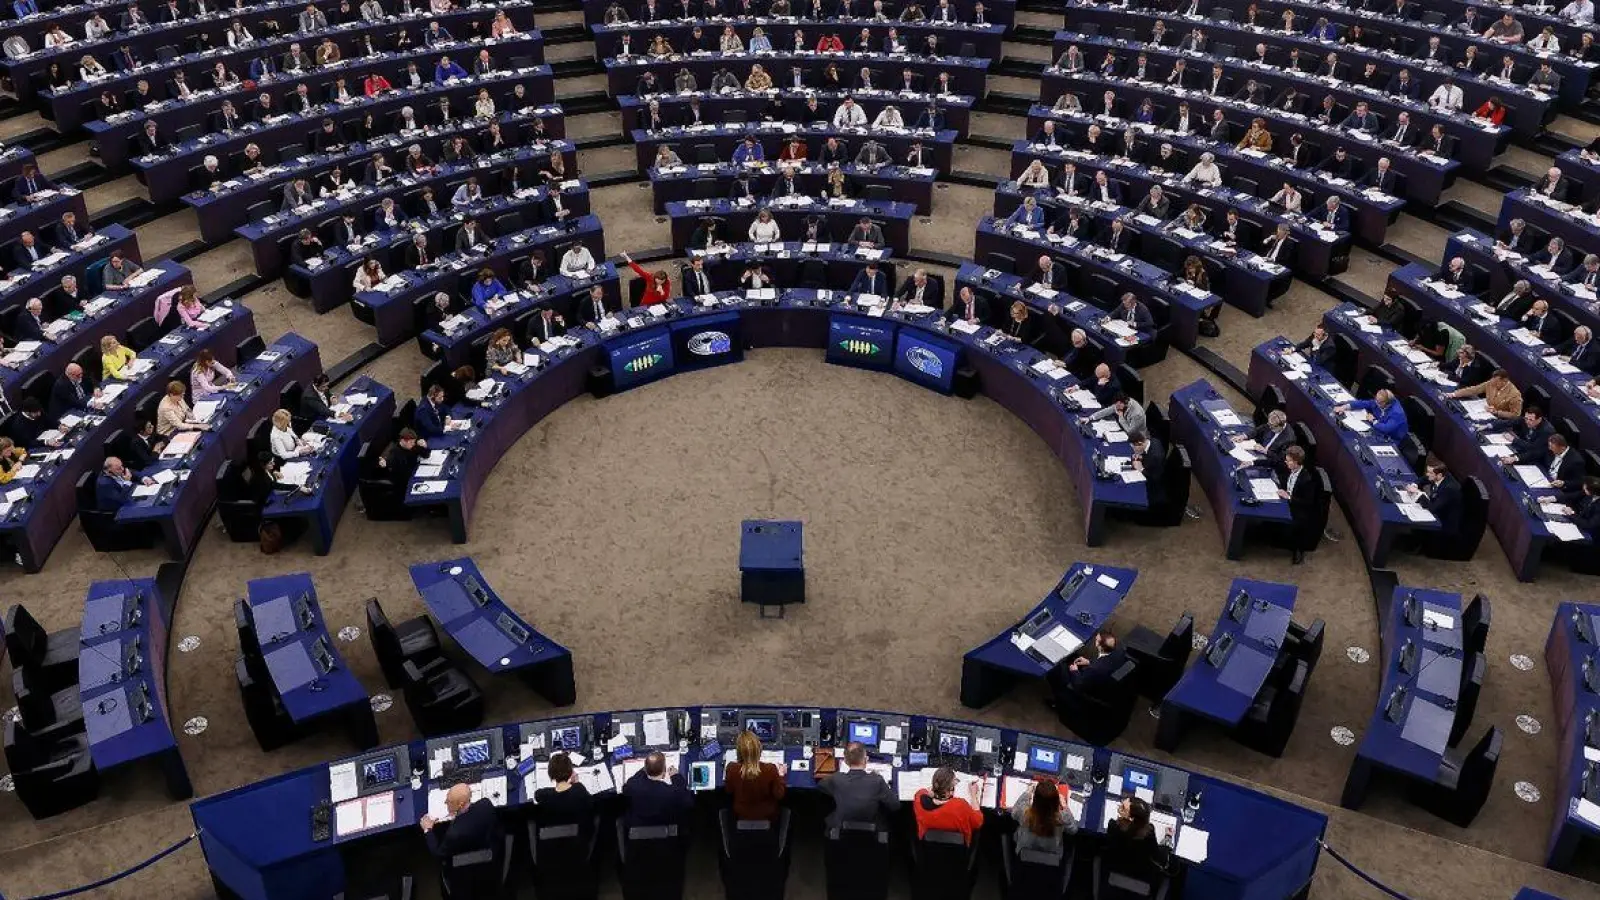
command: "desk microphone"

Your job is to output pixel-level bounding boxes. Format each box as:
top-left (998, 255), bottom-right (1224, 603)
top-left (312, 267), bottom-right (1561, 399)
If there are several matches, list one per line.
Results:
top-left (96, 697), bottom-right (119, 715)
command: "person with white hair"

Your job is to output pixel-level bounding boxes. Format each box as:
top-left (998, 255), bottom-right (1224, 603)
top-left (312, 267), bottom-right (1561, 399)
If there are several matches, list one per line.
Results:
top-left (1183, 151), bottom-right (1222, 186)
top-left (872, 104), bottom-right (904, 128)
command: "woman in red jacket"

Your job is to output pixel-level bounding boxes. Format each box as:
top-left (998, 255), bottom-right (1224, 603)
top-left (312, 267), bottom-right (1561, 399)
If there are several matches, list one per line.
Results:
top-left (913, 767), bottom-right (985, 844)
top-left (1472, 96), bottom-right (1507, 126)
top-left (622, 251), bottom-right (671, 305)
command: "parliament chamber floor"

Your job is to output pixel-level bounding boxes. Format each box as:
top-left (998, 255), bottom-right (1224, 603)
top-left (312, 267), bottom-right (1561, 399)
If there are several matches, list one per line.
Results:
top-left (3, 0), bottom-right (1600, 896)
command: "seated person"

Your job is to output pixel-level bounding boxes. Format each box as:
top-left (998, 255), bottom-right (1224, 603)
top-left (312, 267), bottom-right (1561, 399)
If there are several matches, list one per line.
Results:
top-left (96, 456), bottom-right (152, 511)
top-left (725, 730), bottom-right (787, 822)
top-left (911, 768), bottom-right (984, 844)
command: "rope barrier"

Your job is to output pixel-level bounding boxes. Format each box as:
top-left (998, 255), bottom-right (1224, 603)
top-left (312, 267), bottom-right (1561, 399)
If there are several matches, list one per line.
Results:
top-left (22, 831), bottom-right (199, 900)
top-left (1319, 838), bottom-right (1415, 900)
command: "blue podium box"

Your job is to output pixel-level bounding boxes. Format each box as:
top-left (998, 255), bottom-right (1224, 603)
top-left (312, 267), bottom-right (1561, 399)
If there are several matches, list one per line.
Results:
top-left (740, 520), bottom-right (805, 614)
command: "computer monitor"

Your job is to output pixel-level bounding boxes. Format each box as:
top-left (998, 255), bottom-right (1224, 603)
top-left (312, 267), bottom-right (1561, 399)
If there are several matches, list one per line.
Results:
top-left (1028, 746), bottom-right (1062, 774)
top-left (362, 756), bottom-right (397, 789)
top-left (937, 731), bottom-right (970, 757)
top-left (551, 724), bottom-right (584, 751)
top-left (1121, 765), bottom-right (1155, 793)
top-left (746, 715), bottom-right (778, 744)
top-left (457, 738), bottom-right (491, 767)
top-left (847, 720), bottom-right (880, 747)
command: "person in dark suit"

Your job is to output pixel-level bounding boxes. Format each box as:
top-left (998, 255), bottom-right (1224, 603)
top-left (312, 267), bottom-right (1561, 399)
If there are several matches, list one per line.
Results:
top-left (1114, 292), bottom-right (1154, 334)
top-left (1434, 256), bottom-right (1478, 293)
top-left (5, 399), bottom-right (48, 449)
top-left (48, 363), bottom-right (92, 423)
top-left (1532, 238), bottom-right (1575, 275)
top-left (1130, 431), bottom-right (1164, 505)
top-left (11, 164), bottom-right (52, 202)
top-left (819, 742), bottom-right (896, 829)
top-left (12, 230), bottom-right (49, 267)
top-left (1499, 405), bottom-right (1555, 463)
top-left (1556, 327), bottom-right (1600, 375)
top-left (1246, 410), bottom-right (1294, 469)
top-left (895, 269), bottom-right (942, 308)
top-left (413, 384), bottom-right (451, 438)
top-left (1544, 434), bottom-right (1587, 501)
top-left (622, 751), bottom-right (694, 828)
top-left (1055, 630), bottom-right (1125, 694)
top-left (380, 428), bottom-right (423, 489)
top-left (528, 307), bottom-right (567, 343)
top-left (1405, 456), bottom-right (1462, 552)
top-left (1088, 172), bottom-right (1122, 207)
top-left (1278, 445), bottom-right (1317, 563)
top-left (1098, 217), bottom-right (1132, 254)
top-left (945, 286), bottom-right (990, 325)
top-left (1445, 344), bottom-right (1492, 386)
top-left (300, 374), bottom-right (337, 422)
top-left (1061, 329), bottom-right (1102, 379)
top-left (423, 783), bottom-right (505, 898)
top-left (1295, 324), bottom-right (1336, 369)
top-left (850, 262), bottom-right (889, 296)
top-left (96, 457), bottom-right (149, 511)
top-left (1521, 299), bottom-right (1567, 344)
top-left (575, 285), bottom-right (617, 328)
top-left (125, 419), bottom-right (165, 469)
top-left (1564, 255), bottom-right (1600, 291)
top-left (12, 297), bottom-right (49, 342)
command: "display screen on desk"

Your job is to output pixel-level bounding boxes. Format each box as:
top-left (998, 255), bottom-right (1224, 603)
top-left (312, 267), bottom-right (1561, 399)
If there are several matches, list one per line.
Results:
top-left (893, 330), bottom-right (960, 393)
top-left (551, 725), bottom-right (583, 751)
top-left (671, 313), bottom-right (742, 371)
top-left (826, 315), bottom-right (895, 370)
top-left (848, 721), bottom-right (880, 746)
top-left (746, 716), bottom-right (777, 743)
top-left (1030, 746), bottom-right (1061, 773)
top-left (457, 739), bottom-right (490, 766)
top-left (362, 757), bottom-right (396, 788)
top-left (609, 329), bottom-right (676, 390)
top-left (937, 731), bottom-right (970, 756)
top-left (1123, 766), bottom-right (1154, 791)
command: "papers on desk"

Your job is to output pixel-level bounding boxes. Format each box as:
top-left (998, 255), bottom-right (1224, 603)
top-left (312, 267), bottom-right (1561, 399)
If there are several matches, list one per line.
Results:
top-left (642, 711), bottom-right (671, 747)
top-left (1119, 468), bottom-right (1146, 484)
top-left (1549, 521), bottom-right (1587, 542)
top-left (1550, 357), bottom-right (1583, 375)
top-left (1397, 503), bottom-right (1437, 523)
top-left (949, 320), bottom-right (980, 335)
top-left (1458, 398), bottom-right (1493, 421)
top-left (335, 791), bottom-right (396, 837)
top-left (329, 761), bottom-right (359, 803)
top-left (1341, 414), bottom-right (1371, 433)
top-left (1249, 478), bottom-right (1281, 502)
top-left (1210, 408), bottom-right (1242, 428)
top-left (132, 483), bottom-right (161, 498)
top-left (1228, 445), bottom-right (1260, 465)
top-left (1509, 327), bottom-right (1544, 347)
top-left (1515, 465), bottom-right (1551, 489)
top-left (162, 431), bottom-right (200, 458)
top-left (1577, 798), bottom-right (1600, 829)
top-left (1421, 610), bottom-right (1455, 631)
top-left (411, 480), bottom-right (449, 495)
top-left (190, 400), bottom-right (221, 423)
top-left (1175, 825), bottom-right (1209, 863)
top-left (279, 461), bottom-right (313, 487)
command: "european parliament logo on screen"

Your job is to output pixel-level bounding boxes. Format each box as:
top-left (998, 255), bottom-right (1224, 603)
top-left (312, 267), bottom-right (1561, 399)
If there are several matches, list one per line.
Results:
top-left (671, 313), bottom-right (743, 370)
top-left (826, 315), bottom-right (896, 371)
top-left (893, 330), bottom-right (959, 393)
top-left (609, 329), bottom-right (676, 390)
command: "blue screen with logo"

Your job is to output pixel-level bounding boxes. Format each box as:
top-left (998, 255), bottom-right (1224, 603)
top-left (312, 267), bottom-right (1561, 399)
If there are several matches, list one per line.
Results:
top-left (670, 312), bottom-right (743, 371)
top-left (826, 315), bottom-right (896, 370)
top-left (893, 331), bottom-right (960, 393)
top-left (1029, 746), bottom-right (1060, 773)
top-left (847, 721), bottom-right (880, 746)
top-left (609, 328), bottom-right (675, 390)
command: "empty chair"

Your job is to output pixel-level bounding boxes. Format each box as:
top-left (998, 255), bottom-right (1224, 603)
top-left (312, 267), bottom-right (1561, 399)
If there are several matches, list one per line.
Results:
top-left (366, 598), bottom-right (443, 688)
top-left (823, 821), bottom-right (892, 900)
top-left (4, 604), bottom-right (81, 691)
top-left (237, 333), bottom-right (266, 361)
top-left (798, 258), bottom-right (828, 289)
top-left (3, 720), bottom-right (99, 819)
top-left (983, 252), bottom-right (1017, 275)
top-left (1234, 659), bottom-right (1309, 757)
top-left (400, 657), bottom-right (484, 736)
top-left (126, 316), bottom-right (160, 350)
top-left (1448, 653), bottom-right (1486, 747)
top-left (215, 461), bottom-right (264, 542)
top-left (1251, 383), bottom-right (1286, 425)
top-left (717, 808), bottom-right (793, 900)
top-left (1400, 396), bottom-right (1435, 449)
top-left (1408, 726), bottom-right (1502, 827)
top-left (235, 654), bottom-right (300, 751)
top-left (1142, 402), bottom-right (1170, 446)
top-left (1283, 618), bottom-right (1325, 673)
top-left (1114, 363), bottom-right (1144, 403)
top-left (1121, 613), bottom-right (1194, 701)
top-left (616, 823), bottom-right (690, 900)
top-left (1330, 334), bottom-right (1360, 386)
top-left (1398, 433), bottom-right (1427, 475)
top-left (1356, 365), bottom-right (1394, 400)
top-left (1462, 594), bottom-right (1490, 656)
top-left (909, 828), bottom-right (980, 900)
top-left (439, 832), bottom-right (515, 900)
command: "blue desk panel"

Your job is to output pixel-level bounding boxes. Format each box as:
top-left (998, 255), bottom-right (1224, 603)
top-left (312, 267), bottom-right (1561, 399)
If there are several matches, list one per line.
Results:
top-left (1161, 579), bottom-right (1297, 737)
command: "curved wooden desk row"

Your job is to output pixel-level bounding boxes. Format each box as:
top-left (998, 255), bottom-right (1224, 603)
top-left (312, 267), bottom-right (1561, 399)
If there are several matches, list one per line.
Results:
top-left (1544, 600), bottom-right (1600, 870)
top-left (592, 15), bottom-right (1009, 60)
top-left (602, 48), bottom-right (992, 98)
top-left (190, 700), bottom-right (1326, 900)
top-left (398, 291), bottom-right (1149, 545)
top-left (579, 0), bottom-right (1019, 28)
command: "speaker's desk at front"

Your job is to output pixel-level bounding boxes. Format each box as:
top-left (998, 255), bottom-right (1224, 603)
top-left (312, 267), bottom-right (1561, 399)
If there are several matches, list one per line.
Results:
top-left (191, 703), bottom-right (1328, 900)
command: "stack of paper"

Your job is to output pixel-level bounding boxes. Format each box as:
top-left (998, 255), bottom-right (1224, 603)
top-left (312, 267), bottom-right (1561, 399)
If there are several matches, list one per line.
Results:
top-left (335, 791), bottom-right (396, 837)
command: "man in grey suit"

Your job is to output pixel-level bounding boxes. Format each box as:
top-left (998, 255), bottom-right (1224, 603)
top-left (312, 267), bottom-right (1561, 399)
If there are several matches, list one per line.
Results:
top-left (818, 743), bottom-right (897, 830)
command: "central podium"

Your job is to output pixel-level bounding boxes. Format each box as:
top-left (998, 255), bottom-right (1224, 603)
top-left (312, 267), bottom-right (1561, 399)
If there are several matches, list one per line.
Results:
top-left (739, 520), bottom-right (805, 617)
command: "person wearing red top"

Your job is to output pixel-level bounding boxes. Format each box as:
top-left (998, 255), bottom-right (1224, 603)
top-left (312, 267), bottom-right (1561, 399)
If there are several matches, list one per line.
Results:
top-left (912, 767), bottom-right (985, 844)
top-left (1472, 97), bottom-right (1507, 125)
top-left (816, 33), bottom-right (844, 51)
top-left (622, 252), bottom-right (672, 305)
top-left (364, 73), bottom-right (392, 96)
top-left (725, 730), bottom-right (787, 822)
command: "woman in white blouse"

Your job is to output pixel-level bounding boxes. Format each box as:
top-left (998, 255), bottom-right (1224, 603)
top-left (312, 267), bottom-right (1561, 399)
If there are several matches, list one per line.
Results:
top-left (1270, 182), bottom-right (1303, 213)
top-left (474, 88), bottom-right (495, 118)
top-left (1528, 26), bottom-right (1561, 52)
top-left (226, 20), bottom-right (253, 47)
top-left (352, 258), bottom-right (385, 291)
top-left (1016, 159), bottom-right (1051, 189)
top-left (78, 55), bottom-right (106, 80)
top-left (268, 409), bottom-right (311, 459)
top-left (720, 25), bottom-right (744, 52)
top-left (872, 104), bottom-right (904, 128)
top-left (84, 13), bottom-right (111, 40)
top-left (44, 25), bottom-right (73, 48)
top-left (748, 208), bottom-right (782, 242)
